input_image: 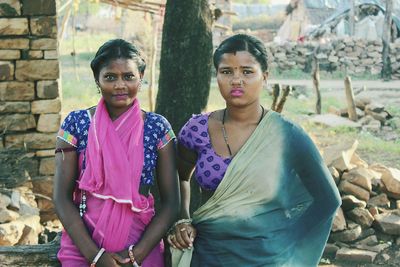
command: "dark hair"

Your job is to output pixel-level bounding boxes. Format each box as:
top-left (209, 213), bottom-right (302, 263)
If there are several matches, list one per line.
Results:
top-left (90, 39), bottom-right (146, 81)
top-left (213, 34), bottom-right (268, 72)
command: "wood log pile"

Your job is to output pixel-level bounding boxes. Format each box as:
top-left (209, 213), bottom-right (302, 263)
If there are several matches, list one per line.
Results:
top-left (266, 38), bottom-right (400, 79)
top-left (322, 140), bottom-right (400, 264)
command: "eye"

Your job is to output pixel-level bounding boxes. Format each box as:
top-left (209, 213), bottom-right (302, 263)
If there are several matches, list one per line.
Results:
top-left (243, 69), bottom-right (253, 75)
top-left (219, 69), bottom-right (231, 75)
top-left (124, 74), bottom-right (136, 81)
top-left (104, 74), bottom-right (116, 81)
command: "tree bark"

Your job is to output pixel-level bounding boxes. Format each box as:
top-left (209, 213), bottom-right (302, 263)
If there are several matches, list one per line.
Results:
top-left (344, 76), bottom-right (358, 121)
top-left (275, 86), bottom-right (290, 113)
top-left (271, 83), bottom-right (280, 111)
top-left (382, 0), bottom-right (393, 81)
top-left (156, 0), bottom-right (213, 133)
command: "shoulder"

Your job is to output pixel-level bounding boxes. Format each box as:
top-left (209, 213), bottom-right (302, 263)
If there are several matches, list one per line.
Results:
top-left (61, 109), bottom-right (91, 128)
top-left (181, 113), bottom-right (209, 131)
top-left (145, 112), bottom-right (172, 131)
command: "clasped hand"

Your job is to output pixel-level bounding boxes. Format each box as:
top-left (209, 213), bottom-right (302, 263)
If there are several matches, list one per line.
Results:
top-left (167, 223), bottom-right (197, 250)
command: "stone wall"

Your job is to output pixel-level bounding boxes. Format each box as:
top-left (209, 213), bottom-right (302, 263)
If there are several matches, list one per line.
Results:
top-left (0, 0), bottom-right (59, 222)
top-left (266, 37), bottom-right (400, 79)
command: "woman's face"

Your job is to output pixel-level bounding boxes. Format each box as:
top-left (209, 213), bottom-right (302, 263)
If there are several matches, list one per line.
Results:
top-left (216, 51), bottom-right (267, 108)
top-left (97, 58), bottom-right (142, 114)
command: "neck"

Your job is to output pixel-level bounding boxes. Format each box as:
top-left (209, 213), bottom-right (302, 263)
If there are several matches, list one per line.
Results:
top-left (224, 103), bottom-right (263, 124)
top-left (106, 104), bottom-right (133, 121)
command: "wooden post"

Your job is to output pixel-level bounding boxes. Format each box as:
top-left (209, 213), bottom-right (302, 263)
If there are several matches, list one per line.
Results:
top-left (382, 0), bottom-right (393, 81)
top-left (312, 54), bottom-right (321, 114)
top-left (344, 76), bottom-right (358, 121)
top-left (271, 83), bottom-right (280, 111)
top-left (275, 86), bottom-right (291, 113)
top-left (147, 14), bottom-right (159, 112)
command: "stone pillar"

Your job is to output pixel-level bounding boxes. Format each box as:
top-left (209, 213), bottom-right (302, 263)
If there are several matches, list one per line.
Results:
top-left (0, 0), bottom-right (59, 222)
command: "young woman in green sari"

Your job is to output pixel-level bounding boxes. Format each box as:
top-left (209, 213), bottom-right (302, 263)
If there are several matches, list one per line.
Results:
top-left (168, 34), bottom-right (341, 267)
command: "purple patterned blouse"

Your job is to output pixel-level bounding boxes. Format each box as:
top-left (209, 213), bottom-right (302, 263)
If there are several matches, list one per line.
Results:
top-left (178, 113), bottom-right (232, 191)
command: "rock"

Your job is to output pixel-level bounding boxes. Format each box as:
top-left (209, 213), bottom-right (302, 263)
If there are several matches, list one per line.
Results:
top-left (0, 38), bottom-right (29, 49)
top-left (16, 225), bottom-right (37, 245)
top-left (0, 114), bottom-right (36, 131)
top-left (0, 50), bottom-right (20, 60)
top-left (335, 247), bottom-right (377, 263)
top-left (5, 132), bottom-right (56, 149)
top-left (365, 103), bottom-right (385, 113)
top-left (387, 117), bottom-right (400, 129)
top-left (351, 153), bottom-right (368, 168)
top-left (354, 242), bottom-right (390, 253)
top-left (357, 235), bottom-right (378, 246)
top-left (0, 220), bottom-right (25, 245)
top-left (21, 0), bottom-right (56, 15)
top-left (374, 212), bottom-right (400, 235)
top-left (346, 208), bottom-right (374, 228)
top-left (368, 193), bottom-right (390, 208)
top-left (0, 18), bottom-right (28, 35)
top-left (329, 167), bottom-right (340, 184)
top-left (362, 119), bottom-right (381, 132)
top-left (342, 195), bottom-right (367, 211)
top-left (381, 168), bottom-right (400, 199)
top-left (0, 0), bottom-right (21, 16)
top-left (358, 115), bottom-right (374, 125)
top-left (15, 60), bottom-right (59, 81)
top-left (30, 16), bottom-right (57, 38)
top-left (0, 208), bottom-right (20, 223)
top-left (0, 101), bottom-right (30, 113)
top-left (310, 114), bottom-right (361, 129)
top-left (9, 190), bottom-right (21, 211)
top-left (0, 61), bottom-right (14, 80)
top-left (331, 224), bottom-right (362, 242)
top-left (31, 99), bottom-right (61, 114)
top-left (323, 140), bottom-right (359, 172)
top-left (0, 81), bottom-right (35, 101)
top-left (37, 114), bottom-right (60, 132)
top-left (0, 194), bottom-right (11, 209)
top-left (339, 180), bottom-right (370, 201)
top-left (342, 167), bottom-right (375, 192)
top-left (323, 243), bottom-right (339, 256)
top-left (36, 80), bottom-right (59, 99)
top-left (332, 207), bottom-right (346, 232)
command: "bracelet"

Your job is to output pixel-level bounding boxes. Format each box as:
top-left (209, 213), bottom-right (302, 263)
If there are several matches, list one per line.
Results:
top-left (173, 218), bottom-right (193, 228)
top-left (90, 247), bottom-right (105, 267)
top-left (128, 245), bottom-right (141, 267)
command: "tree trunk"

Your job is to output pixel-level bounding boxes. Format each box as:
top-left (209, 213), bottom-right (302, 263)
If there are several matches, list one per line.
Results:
top-left (156, 0), bottom-right (213, 133)
top-left (382, 0), bottom-right (393, 81)
top-left (344, 76), bottom-right (357, 122)
top-left (349, 0), bottom-right (355, 36)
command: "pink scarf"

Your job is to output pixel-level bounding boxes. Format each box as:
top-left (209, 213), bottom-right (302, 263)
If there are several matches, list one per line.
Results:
top-left (78, 97), bottom-right (151, 251)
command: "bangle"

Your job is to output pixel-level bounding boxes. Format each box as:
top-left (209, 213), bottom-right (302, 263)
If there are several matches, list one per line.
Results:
top-left (173, 218), bottom-right (193, 227)
top-left (90, 248), bottom-right (105, 267)
top-left (128, 245), bottom-right (141, 267)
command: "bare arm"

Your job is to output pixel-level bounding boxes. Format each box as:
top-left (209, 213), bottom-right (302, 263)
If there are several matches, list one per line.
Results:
top-left (168, 142), bottom-right (198, 249)
top-left (53, 139), bottom-right (125, 266)
top-left (131, 140), bottom-right (180, 264)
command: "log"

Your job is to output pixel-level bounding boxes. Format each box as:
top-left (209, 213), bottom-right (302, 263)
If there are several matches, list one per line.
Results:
top-left (271, 83), bottom-right (280, 111)
top-left (275, 86), bottom-right (291, 113)
top-left (344, 76), bottom-right (358, 121)
top-left (0, 236), bottom-right (60, 266)
top-left (312, 56), bottom-right (321, 114)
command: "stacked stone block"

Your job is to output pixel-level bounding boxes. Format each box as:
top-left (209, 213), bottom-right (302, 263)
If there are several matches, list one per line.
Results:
top-left (0, 0), bottom-right (59, 223)
top-left (266, 37), bottom-right (400, 78)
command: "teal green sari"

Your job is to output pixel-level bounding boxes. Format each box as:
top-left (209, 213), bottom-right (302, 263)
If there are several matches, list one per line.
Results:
top-left (173, 111), bottom-right (341, 267)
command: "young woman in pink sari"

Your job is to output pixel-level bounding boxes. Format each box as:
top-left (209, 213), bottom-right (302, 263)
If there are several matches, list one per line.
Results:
top-left (54, 39), bottom-right (180, 267)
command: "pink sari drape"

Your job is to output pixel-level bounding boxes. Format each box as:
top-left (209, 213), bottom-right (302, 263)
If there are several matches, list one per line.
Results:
top-left (58, 98), bottom-right (164, 266)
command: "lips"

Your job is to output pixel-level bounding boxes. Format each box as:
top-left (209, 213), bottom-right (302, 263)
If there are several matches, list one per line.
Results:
top-left (113, 94), bottom-right (128, 100)
top-left (230, 88), bottom-right (244, 97)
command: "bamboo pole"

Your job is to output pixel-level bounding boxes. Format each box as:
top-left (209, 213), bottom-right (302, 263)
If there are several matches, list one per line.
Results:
top-left (344, 76), bottom-right (358, 121)
top-left (271, 83), bottom-right (280, 111)
top-left (382, 0), bottom-right (393, 81)
top-left (275, 86), bottom-right (291, 113)
top-left (312, 55), bottom-right (321, 114)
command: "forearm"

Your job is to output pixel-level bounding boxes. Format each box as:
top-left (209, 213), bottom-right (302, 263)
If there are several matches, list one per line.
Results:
top-left (180, 180), bottom-right (191, 219)
top-left (55, 198), bottom-right (99, 262)
top-left (133, 199), bottom-right (179, 262)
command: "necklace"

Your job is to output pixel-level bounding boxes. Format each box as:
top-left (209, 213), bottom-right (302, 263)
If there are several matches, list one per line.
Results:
top-left (221, 105), bottom-right (265, 157)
